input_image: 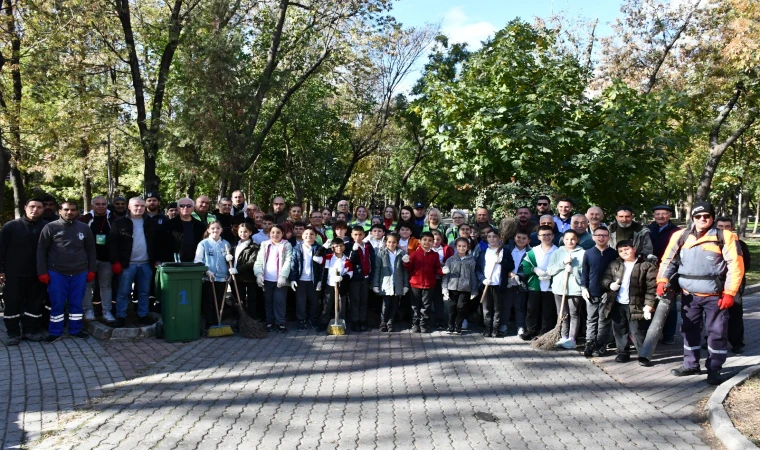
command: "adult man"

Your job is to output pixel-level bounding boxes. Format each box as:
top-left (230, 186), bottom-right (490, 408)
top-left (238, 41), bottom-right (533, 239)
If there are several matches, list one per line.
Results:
top-left (214, 197), bottom-right (235, 242)
top-left (446, 210), bottom-right (467, 244)
top-left (79, 196), bottom-right (116, 322)
top-left (281, 204), bottom-right (303, 238)
top-left (553, 197), bottom-right (574, 233)
top-left (516, 207), bottom-right (535, 234)
top-left (37, 201), bottom-right (96, 342)
top-left (586, 206), bottom-right (606, 233)
top-left (412, 202), bottom-right (426, 230)
top-left (111, 197), bottom-right (128, 219)
top-left (244, 204), bottom-right (258, 222)
top-left (192, 195), bottom-right (216, 224)
top-left (0, 199), bottom-right (48, 344)
top-left (607, 206), bottom-right (653, 257)
top-left (530, 215), bottom-right (560, 247)
top-left (165, 202), bottom-right (178, 220)
top-left (270, 196), bottom-right (288, 224)
top-left (109, 197), bottom-right (158, 327)
top-left (531, 196), bottom-right (552, 226)
top-left (658, 202), bottom-right (744, 384)
top-left (145, 192), bottom-right (167, 225)
top-left (161, 198), bottom-right (206, 262)
top-left (647, 205), bottom-right (681, 344)
top-left (40, 193), bottom-right (59, 221)
top-left (336, 199), bottom-right (352, 222)
top-left (231, 190), bottom-right (247, 216)
top-left (715, 216), bottom-right (750, 354)
top-left (565, 214), bottom-right (594, 250)
top-left (473, 207), bottom-right (496, 234)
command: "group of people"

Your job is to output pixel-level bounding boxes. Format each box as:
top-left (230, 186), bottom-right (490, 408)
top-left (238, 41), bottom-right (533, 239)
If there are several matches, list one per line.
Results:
top-left (0, 192), bottom-right (748, 384)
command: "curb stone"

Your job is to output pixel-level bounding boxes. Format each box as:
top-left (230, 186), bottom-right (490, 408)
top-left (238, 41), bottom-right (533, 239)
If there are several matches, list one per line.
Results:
top-left (706, 364), bottom-right (760, 450)
top-left (745, 284), bottom-right (760, 295)
top-left (84, 312), bottom-right (161, 340)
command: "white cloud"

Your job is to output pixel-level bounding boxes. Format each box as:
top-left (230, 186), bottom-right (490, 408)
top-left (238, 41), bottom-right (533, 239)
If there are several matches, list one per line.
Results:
top-left (442, 6), bottom-right (497, 50)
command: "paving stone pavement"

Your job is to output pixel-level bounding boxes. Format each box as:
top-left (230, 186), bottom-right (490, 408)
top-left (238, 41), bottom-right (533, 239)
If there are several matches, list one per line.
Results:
top-left (6, 295), bottom-right (760, 449)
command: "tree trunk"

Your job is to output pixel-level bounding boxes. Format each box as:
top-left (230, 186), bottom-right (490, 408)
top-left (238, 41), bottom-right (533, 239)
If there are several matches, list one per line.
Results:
top-left (187, 174), bottom-right (196, 200)
top-left (331, 156), bottom-right (359, 207)
top-left (754, 195), bottom-right (760, 234)
top-left (739, 183), bottom-right (749, 237)
top-left (80, 138), bottom-right (91, 208)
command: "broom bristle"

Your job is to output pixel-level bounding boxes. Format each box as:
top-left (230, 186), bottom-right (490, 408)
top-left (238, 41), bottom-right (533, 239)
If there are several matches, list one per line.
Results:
top-left (236, 305), bottom-right (267, 339)
top-left (530, 323), bottom-right (562, 350)
top-left (207, 324), bottom-right (234, 337)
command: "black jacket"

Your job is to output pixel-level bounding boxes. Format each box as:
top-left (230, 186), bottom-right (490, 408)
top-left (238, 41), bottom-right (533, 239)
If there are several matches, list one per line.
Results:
top-left (647, 221), bottom-right (681, 261)
top-left (235, 239), bottom-right (260, 283)
top-left (160, 217), bottom-right (206, 262)
top-left (347, 242), bottom-right (375, 281)
top-left (108, 215), bottom-right (157, 268)
top-left (0, 216), bottom-right (48, 276)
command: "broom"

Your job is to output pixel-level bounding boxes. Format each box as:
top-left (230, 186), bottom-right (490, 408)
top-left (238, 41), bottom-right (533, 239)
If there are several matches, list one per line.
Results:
top-left (327, 266), bottom-right (346, 335)
top-left (207, 268), bottom-right (235, 337)
top-left (226, 245), bottom-right (266, 339)
top-left (531, 268), bottom-right (570, 350)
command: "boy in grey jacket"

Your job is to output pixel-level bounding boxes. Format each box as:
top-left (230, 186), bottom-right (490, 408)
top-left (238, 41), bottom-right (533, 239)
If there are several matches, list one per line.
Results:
top-left (36, 201), bottom-right (97, 342)
top-left (372, 233), bottom-right (409, 332)
top-left (442, 238), bottom-right (479, 334)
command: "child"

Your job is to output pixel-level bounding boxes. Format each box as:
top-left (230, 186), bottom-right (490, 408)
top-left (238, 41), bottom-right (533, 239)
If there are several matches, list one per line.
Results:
top-left (442, 238), bottom-right (478, 334)
top-left (372, 232), bottom-right (409, 332)
top-left (194, 221), bottom-right (231, 331)
top-left (580, 225), bottom-right (617, 357)
top-left (397, 221), bottom-right (419, 254)
top-left (402, 231), bottom-right (443, 333)
top-left (547, 230), bottom-right (585, 349)
top-left (325, 220), bottom-right (350, 248)
top-left (520, 225), bottom-right (558, 340)
top-left (476, 229), bottom-right (515, 338)
top-left (290, 227), bottom-right (325, 330)
top-left (347, 226), bottom-right (375, 332)
top-left (253, 224), bottom-right (293, 332)
top-left (288, 221), bottom-right (306, 247)
top-left (503, 230), bottom-right (530, 336)
top-left (253, 214), bottom-right (274, 244)
top-left (365, 223), bottom-right (386, 252)
top-left (430, 230), bottom-right (454, 330)
top-left (603, 240), bottom-right (657, 363)
top-left (315, 238), bottom-right (353, 332)
top-left (230, 222), bottom-right (260, 320)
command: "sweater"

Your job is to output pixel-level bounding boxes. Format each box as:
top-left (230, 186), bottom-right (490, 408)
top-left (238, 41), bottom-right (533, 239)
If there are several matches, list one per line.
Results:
top-left (194, 237), bottom-right (231, 281)
top-left (580, 246), bottom-right (618, 297)
top-left (403, 247), bottom-right (444, 289)
top-left (442, 254), bottom-right (478, 293)
top-left (37, 218), bottom-right (97, 276)
top-left (546, 246), bottom-right (585, 296)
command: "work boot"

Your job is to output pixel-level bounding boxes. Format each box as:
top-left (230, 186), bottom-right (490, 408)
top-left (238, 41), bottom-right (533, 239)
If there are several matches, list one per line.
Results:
top-left (584, 340), bottom-right (595, 357)
top-left (671, 366), bottom-right (701, 377)
top-left (706, 370), bottom-right (724, 385)
top-left (6, 335), bottom-right (20, 346)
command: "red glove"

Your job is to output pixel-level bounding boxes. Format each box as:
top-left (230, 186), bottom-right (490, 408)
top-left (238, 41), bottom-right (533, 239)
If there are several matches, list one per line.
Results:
top-left (718, 294), bottom-right (735, 310)
top-left (38, 274), bottom-right (50, 285)
top-left (656, 282), bottom-right (666, 297)
top-left (112, 262), bottom-right (123, 275)
top-left (86, 271), bottom-right (96, 282)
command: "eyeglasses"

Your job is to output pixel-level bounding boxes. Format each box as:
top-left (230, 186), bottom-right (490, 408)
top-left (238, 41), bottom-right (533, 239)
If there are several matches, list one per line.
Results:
top-left (693, 214), bottom-right (712, 220)
top-left (537, 202), bottom-right (549, 206)
top-left (453, 216), bottom-right (464, 220)
top-left (179, 204), bottom-right (193, 208)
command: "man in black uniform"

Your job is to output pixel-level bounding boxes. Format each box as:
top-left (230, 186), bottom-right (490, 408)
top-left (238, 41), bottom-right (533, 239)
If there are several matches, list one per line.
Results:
top-left (0, 199), bottom-right (48, 344)
top-left (715, 216), bottom-right (750, 354)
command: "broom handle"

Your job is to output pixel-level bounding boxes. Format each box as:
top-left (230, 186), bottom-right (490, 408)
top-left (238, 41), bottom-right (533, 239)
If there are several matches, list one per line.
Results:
top-left (334, 281), bottom-right (340, 322)
top-left (557, 268), bottom-right (571, 321)
top-left (225, 245), bottom-right (244, 307)
top-left (210, 279), bottom-right (222, 325)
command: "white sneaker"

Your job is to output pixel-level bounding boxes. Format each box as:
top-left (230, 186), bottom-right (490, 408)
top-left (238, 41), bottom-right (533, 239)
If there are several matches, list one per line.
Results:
top-left (84, 309), bottom-right (96, 321)
top-left (102, 309), bottom-right (116, 323)
top-left (499, 324), bottom-right (507, 334)
top-left (555, 337), bottom-right (569, 347)
top-left (561, 338), bottom-right (577, 349)
top-left (461, 319), bottom-right (469, 330)
top-left (517, 327), bottom-right (525, 336)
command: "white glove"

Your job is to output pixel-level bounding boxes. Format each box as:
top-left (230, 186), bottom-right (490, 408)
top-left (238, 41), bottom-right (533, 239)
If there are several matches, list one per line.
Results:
top-left (538, 275), bottom-right (551, 281)
top-left (443, 290), bottom-right (449, 300)
top-left (316, 282), bottom-right (322, 291)
top-left (643, 305), bottom-right (653, 320)
top-left (564, 265), bottom-right (572, 273)
top-left (277, 278), bottom-right (287, 288)
top-left (330, 274), bottom-right (342, 285)
top-left (291, 281), bottom-right (298, 291)
top-left (470, 292), bottom-right (478, 299)
top-left (225, 254), bottom-right (234, 262)
top-left (206, 270), bottom-right (215, 282)
top-left (353, 242), bottom-right (361, 251)
top-left (483, 279), bottom-right (490, 286)
top-left (403, 287), bottom-right (409, 295)
top-left (581, 288), bottom-right (590, 301)
top-left (373, 287), bottom-right (380, 294)
top-left (563, 255), bottom-right (572, 265)
top-left (312, 256), bottom-right (323, 264)
top-left (402, 255), bottom-right (410, 263)
top-left (496, 254), bottom-right (502, 263)
top-left (229, 268), bottom-right (238, 275)
top-left (610, 279), bottom-right (621, 291)
top-left (256, 274), bottom-right (264, 287)
top-left (533, 268), bottom-right (546, 277)
top-left (441, 266), bottom-right (450, 274)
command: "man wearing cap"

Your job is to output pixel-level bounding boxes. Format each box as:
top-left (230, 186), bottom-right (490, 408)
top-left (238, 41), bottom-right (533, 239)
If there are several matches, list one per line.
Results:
top-left (165, 202), bottom-right (178, 220)
top-left (111, 197), bottom-right (128, 219)
top-left (647, 205), bottom-right (681, 344)
top-left (608, 206), bottom-right (653, 258)
top-left (412, 202), bottom-right (427, 230)
top-left (145, 192), bottom-right (167, 225)
top-left (658, 201), bottom-right (745, 384)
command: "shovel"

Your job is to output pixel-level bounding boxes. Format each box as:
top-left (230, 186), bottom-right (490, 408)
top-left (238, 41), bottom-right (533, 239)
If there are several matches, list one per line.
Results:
top-left (327, 266), bottom-right (346, 335)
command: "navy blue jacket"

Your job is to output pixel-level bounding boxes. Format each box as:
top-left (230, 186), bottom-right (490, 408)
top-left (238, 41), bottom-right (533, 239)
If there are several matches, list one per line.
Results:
top-left (475, 246), bottom-right (516, 287)
top-left (581, 246), bottom-right (618, 297)
top-left (289, 242), bottom-right (326, 283)
top-left (347, 241), bottom-right (376, 281)
top-left (647, 221), bottom-right (681, 261)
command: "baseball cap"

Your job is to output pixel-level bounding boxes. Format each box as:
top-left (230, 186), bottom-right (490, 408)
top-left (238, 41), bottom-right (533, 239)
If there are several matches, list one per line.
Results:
top-left (413, 202), bottom-right (424, 209)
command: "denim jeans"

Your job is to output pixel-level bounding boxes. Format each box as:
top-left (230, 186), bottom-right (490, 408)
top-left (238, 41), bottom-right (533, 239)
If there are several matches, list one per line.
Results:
top-left (116, 263), bottom-right (152, 318)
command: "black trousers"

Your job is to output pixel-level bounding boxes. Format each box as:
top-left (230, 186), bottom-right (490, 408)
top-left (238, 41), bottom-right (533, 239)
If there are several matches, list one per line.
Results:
top-left (321, 287), bottom-right (347, 324)
top-left (526, 290), bottom-right (556, 335)
top-left (3, 275), bottom-right (46, 336)
top-left (380, 295), bottom-right (401, 326)
top-left (431, 280), bottom-right (446, 326)
top-left (482, 286), bottom-right (502, 331)
top-left (296, 280), bottom-right (321, 321)
top-left (448, 290), bottom-right (470, 328)
top-left (728, 297), bottom-right (744, 348)
top-left (411, 287), bottom-right (432, 329)
top-left (610, 302), bottom-right (649, 355)
top-left (236, 281), bottom-right (258, 319)
top-left (349, 279), bottom-right (369, 323)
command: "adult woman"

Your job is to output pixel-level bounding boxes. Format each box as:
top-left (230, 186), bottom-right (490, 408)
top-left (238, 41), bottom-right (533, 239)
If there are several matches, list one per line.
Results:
top-left (322, 208), bottom-right (332, 226)
top-left (423, 208), bottom-right (446, 234)
top-left (351, 205), bottom-right (372, 232)
top-left (382, 205), bottom-right (398, 231)
top-left (446, 210), bottom-right (467, 244)
top-left (397, 206), bottom-right (420, 238)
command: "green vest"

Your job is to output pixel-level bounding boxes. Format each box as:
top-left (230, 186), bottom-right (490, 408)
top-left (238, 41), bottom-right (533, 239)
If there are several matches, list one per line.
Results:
top-left (191, 211), bottom-right (217, 224)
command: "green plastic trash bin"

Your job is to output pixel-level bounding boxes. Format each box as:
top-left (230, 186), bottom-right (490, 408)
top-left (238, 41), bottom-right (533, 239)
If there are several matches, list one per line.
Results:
top-left (155, 263), bottom-right (207, 342)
